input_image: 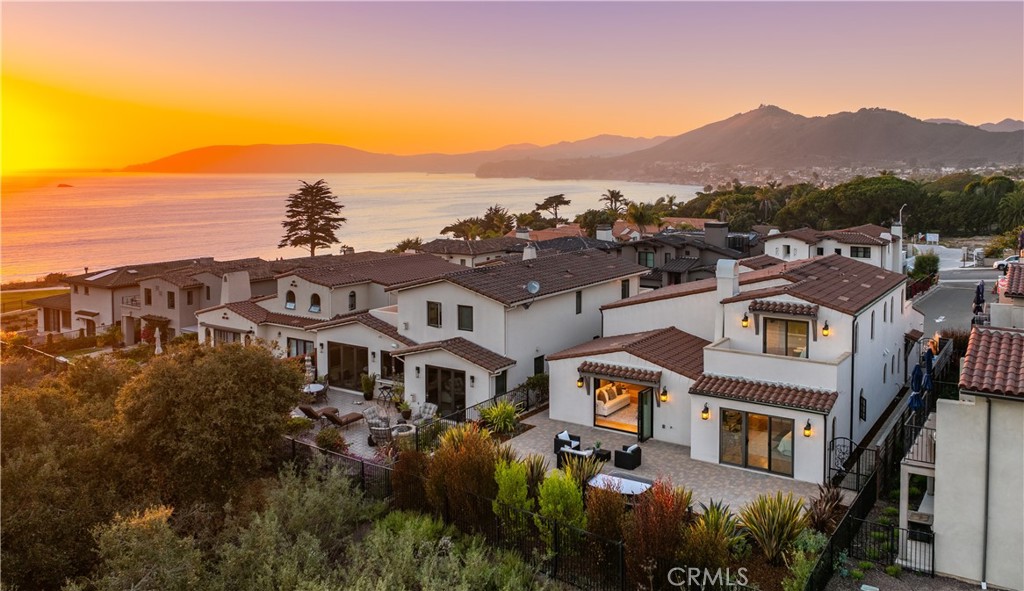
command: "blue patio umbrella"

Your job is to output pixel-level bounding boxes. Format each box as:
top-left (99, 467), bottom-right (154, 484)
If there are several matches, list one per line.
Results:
top-left (911, 364), bottom-right (923, 392)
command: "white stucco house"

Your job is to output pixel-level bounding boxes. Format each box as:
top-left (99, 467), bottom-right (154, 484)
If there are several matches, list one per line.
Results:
top-left (547, 254), bottom-right (924, 484)
top-left (417, 237), bottom-right (527, 268)
top-left (764, 223), bottom-right (904, 273)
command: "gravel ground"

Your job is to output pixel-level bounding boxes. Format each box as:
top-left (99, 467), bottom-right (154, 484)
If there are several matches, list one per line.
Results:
top-left (825, 567), bottom-right (978, 591)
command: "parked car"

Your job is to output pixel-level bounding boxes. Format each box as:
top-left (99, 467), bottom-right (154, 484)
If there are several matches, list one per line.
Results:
top-left (993, 255), bottom-right (1020, 271)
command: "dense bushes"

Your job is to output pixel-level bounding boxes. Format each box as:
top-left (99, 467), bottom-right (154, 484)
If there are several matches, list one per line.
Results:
top-left (739, 492), bottom-right (809, 564)
top-left (911, 251), bottom-right (940, 278)
top-left (535, 470), bottom-right (586, 552)
top-left (314, 427), bottom-right (349, 454)
top-left (622, 480), bottom-right (692, 586)
top-left (478, 399), bottom-right (519, 433)
top-left (425, 423), bottom-right (498, 531)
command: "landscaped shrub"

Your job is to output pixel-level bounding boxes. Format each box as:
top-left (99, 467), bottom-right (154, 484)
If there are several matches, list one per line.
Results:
top-left (881, 506), bottom-right (899, 518)
top-left (781, 550), bottom-right (815, 591)
top-left (495, 442), bottom-right (519, 465)
top-left (622, 479), bottom-right (691, 587)
top-left (940, 327), bottom-right (971, 356)
top-left (561, 454), bottom-right (603, 491)
top-left (885, 564), bottom-right (902, 578)
top-left (910, 252), bottom-right (939, 278)
top-left (425, 423), bottom-right (498, 533)
top-left (807, 482), bottom-right (844, 533)
top-left (793, 528), bottom-right (828, 555)
top-left (850, 568), bottom-right (865, 581)
top-left (285, 417), bottom-right (313, 436)
top-left (521, 373), bottom-right (549, 403)
top-left (493, 459), bottom-right (533, 537)
top-left (315, 427), bottom-right (349, 454)
top-left (392, 449), bottom-right (431, 513)
top-left (739, 492), bottom-right (808, 565)
top-left (858, 560), bottom-right (874, 570)
top-left (681, 500), bottom-right (742, 570)
top-left (522, 453), bottom-right (548, 501)
top-left (478, 400), bottom-right (519, 434)
top-left (535, 470), bottom-right (586, 554)
top-left (585, 484), bottom-right (627, 572)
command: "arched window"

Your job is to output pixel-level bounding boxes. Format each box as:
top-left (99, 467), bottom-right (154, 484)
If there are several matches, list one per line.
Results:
top-left (349, 290), bottom-right (357, 311)
top-left (891, 354), bottom-right (895, 375)
top-left (285, 290), bottom-right (296, 310)
top-left (883, 363), bottom-right (887, 383)
top-left (883, 301), bottom-right (887, 323)
top-left (890, 296), bottom-right (895, 322)
top-left (870, 311), bottom-right (875, 339)
top-left (309, 293), bottom-right (321, 313)
top-left (244, 334), bottom-right (252, 346)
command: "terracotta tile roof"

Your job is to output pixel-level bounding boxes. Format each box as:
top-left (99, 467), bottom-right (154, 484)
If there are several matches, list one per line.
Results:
top-left (393, 337), bottom-right (516, 372)
top-left (739, 254), bottom-right (785, 270)
top-left (768, 227), bottom-right (823, 245)
top-left (690, 374), bottom-right (839, 413)
top-left (218, 300), bottom-right (324, 328)
top-left (766, 226), bottom-right (889, 246)
top-left (419, 237), bottom-right (527, 256)
top-left (660, 257), bottom-right (701, 274)
top-left (289, 253), bottom-right (463, 288)
top-left (611, 217), bottom-right (714, 239)
top-left (531, 236), bottom-right (621, 253)
top-left (640, 232), bottom-right (743, 258)
top-left (1004, 264), bottom-right (1024, 298)
top-left (75, 309), bottom-right (101, 317)
top-left (503, 224), bottom-right (587, 241)
top-left (825, 231), bottom-right (886, 246)
top-left (392, 250), bottom-right (646, 306)
top-left (959, 326), bottom-right (1024, 398)
top-left (64, 258), bottom-right (210, 289)
top-left (548, 327), bottom-right (709, 379)
top-left (307, 312), bottom-right (416, 346)
top-left (905, 329), bottom-right (924, 342)
top-left (845, 223), bottom-right (900, 242)
top-left (602, 263), bottom-right (788, 311)
top-left (145, 257), bottom-right (271, 288)
top-left (747, 300), bottom-right (819, 317)
top-left (267, 252), bottom-right (396, 275)
top-left (577, 361), bottom-right (662, 384)
top-left (27, 292), bottom-right (71, 310)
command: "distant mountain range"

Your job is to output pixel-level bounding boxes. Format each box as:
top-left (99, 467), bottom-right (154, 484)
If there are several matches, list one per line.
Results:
top-left (925, 117), bottom-right (1024, 132)
top-left (124, 106), bottom-right (1023, 181)
top-left (122, 134), bottom-right (669, 174)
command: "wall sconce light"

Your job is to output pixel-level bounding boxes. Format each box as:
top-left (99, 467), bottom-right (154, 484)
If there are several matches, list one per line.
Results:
top-left (371, 351), bottom-right (376, 362)
top-left (659, 386), bottom-right (669, 403)
top-left (701, 403), bottom-right (710, 420)
top-left (803, 419), bottom-right (813, 437)
top-left (415, 367), bottom-right (421, 378)
top-left (821, 321), bottom-right (830, 337)
top-left (741, 313), bottom-right (749, 328)
top-left (318, 342), bottom-right (324, 351)
top-left (277, 331), bottom-right (282, 338)
top-left (576, 373), bottom-right (584, 388)
top-left (470, 375), bottom-right (475, 387)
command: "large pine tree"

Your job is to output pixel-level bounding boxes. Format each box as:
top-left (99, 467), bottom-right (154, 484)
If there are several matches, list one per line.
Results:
top-left (278, 179), bottom-right (347, 256)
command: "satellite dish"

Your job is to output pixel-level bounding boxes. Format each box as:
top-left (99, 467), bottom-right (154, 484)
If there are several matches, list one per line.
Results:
top-left (526, 280), bottom-right (540, 295)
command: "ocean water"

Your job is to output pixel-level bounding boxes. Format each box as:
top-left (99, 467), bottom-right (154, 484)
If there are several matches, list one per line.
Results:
top-left (0, 172), bottom-right (700, 281)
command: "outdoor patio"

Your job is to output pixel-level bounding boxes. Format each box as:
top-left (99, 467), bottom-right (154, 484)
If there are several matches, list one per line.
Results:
top-left (298, 387), bottom-right (399, 459)
top-left (509, 412), bottom-right (822, 510)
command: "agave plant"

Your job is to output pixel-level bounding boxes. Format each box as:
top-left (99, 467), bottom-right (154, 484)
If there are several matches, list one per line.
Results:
top-left (495, 442), bottom-right (520, 465)
top-left (478, 400), bottom-right (520, 434)
top-left (522, 453), bottom-right (550, 501)
top-left (739, 492), bottom-right (808, 564)
top-left (562, 454), bottom-right (603, 491)
top-left (807, 482), bottom-right (845, 534)
top-left (684, 500), bottom-right (742, 569)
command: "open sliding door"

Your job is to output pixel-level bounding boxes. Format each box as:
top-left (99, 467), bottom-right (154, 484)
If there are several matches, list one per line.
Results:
top-left (637, 387), bottom-right (654, 442)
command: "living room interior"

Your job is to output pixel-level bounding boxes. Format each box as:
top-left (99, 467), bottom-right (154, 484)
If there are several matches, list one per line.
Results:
top-left (593, 378), bottom-right (642, 433)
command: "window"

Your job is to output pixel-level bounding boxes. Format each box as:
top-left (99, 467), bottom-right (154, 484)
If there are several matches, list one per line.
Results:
top-left (638, 252), bottom-right (655, 268)
top-left (850, 246), bottom-right (871, 258)
top-left (84, 286), bottom-right (89, 295)
top-left (621, 279), bottom-right (630, 299)
top-left (495, 371), bottom-right (507, 395)
top-left (187, 290), bottom-right (194, 306)
top-left (534, 355), bottom-right (545, 375)
top-left (427, 301), bottom-right (442, 328)
top-left (883, 301), bottom-right (887, 323)
top-left (816, 247), bottom-right (824, 256)
top-left (665, 253), bottom-right (673, 264)
top-left (783, 244), bottom-right (791, 257)
top-left (853, 323), bottom-right (859, 354)
top-left (380, 351), bottom-right (404, 380)
top-left (720, 409), bottom-right (794, 477)
top-left (144, 288), bottom-right (152, 306)
top-left (764, 318), bottom-right (809, 358)
top-left (883, 363), bottom-right (887, 383)
top-left (859, 393), bottom-right (867, 421)
top-left (73, 285), bottom-right (79, 294)
top-left (213, 329), bottom-right (240, 345)
top-left (457, 305), bottom-right (473, 331)
top-left (575, 290), bottom-right (582, 314)
top-left (206, 285), bottom-right (211, 301)
top-left (459, 259), bottom-right (466, 266)
top-left (348, 291), bottom-right (357, 311)
top-left (167, 291), bottom-right (175, 310)
top-left (309, 293), bottom-right (321, 313)
top-left (891, 354), bottom-right (895, 375)
top-left (871, 311), bottom-right (875, 339)
top-left (287, 338), bottom-right (314, 357)
top-left (285, 290), bottom-right (296, 310)
top-left (890, 296), bottom-right (895, 322)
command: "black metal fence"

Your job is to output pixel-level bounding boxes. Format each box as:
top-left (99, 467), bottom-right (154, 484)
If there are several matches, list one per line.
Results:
top-left (906, 274), bottom-right (936, 299)
top-left (414, 385), bottom-right (549, 451)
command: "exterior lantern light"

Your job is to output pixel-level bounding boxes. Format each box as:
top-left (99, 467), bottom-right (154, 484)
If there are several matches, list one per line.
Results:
top-left (576, 374), bottom-right (585, 388)
top-left (741, 313), bottom-right (750, 328)
top-left (701, 403), bottom-right (710, 420)
top-left (803, 419), bottom-right (813, 437)
top-left (659, 386), bottom-right (669, 403)
top-left (821, 321), bottom-right (830, 337)
top-left (470, 375), bottom-right (475, 387)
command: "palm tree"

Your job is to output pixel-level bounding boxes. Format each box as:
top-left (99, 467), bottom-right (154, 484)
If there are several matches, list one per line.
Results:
top-left (482, 204), bottom-right (515, 235)
top-left (754, 185), bottom-right (778, 223)
top-left (625, 201), bottom-right (663, 236)
top-left (599, 189), bottom-right (626, 216)
top-left (998, 190), bottom-right (1024, 231)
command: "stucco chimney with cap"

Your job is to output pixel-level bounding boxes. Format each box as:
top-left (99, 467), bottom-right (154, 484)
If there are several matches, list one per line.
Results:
top-left (522, 243), bottom-right (538, 261)
top-left (516, 227), bottom-right (531, 240)
top-left (596, 224), bottom-right (614, 242)
top-left (715, 259), bottom-right (740, 339)
top-left (704, 221), bottom-right (729, 249)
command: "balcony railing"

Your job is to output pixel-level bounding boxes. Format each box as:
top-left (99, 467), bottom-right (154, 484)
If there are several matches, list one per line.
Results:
top-left (903, 413), bottom-right (936, 466)
top-left (121, 295), bottom-right (141, 309)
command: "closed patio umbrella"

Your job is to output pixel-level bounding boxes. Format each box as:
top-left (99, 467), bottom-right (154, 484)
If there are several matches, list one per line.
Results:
top-left (304, 354), bottom-right (315, 384)
top-left (154, 327), bottom-right (163, 355)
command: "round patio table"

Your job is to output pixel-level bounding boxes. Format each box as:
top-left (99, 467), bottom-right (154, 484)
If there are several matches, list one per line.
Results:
top-left (302, 383), bottom-right (327, 403)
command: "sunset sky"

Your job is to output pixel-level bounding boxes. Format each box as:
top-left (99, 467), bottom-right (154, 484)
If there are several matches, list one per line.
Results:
top-left (3, 1), bottom-right (1022, 173)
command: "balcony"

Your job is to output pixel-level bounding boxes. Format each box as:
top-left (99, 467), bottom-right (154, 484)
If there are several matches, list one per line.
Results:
top-left (704, 337), bottom-right (850, 392)
top-left (902, 412), bottom-right (936, 467)
top-left (121, 295), bottom-right (141, 309)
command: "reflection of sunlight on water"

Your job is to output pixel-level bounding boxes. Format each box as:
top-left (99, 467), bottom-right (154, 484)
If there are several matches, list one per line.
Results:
top-left (2, 172), bottom-right (700, 280)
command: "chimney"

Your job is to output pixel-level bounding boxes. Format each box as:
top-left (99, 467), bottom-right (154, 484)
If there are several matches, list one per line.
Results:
top-left (339, 246), bottom-right (355, 255)
top-left (888, 222), bottom-right (904, 273)
top-left (220, 271), bottom-right (252, 305)
top-left (596, 224), bottom-right (613, 242)
top-left (715, 259), bottom-right (740, 339)
top-left (516, 227), bottom-right (531, 240)
top-left (704, 221), bottom-right (729, 249)
top-left (84, 267), bottom-right (89, 274)
top-left (522, 243), bottom-right (538, 261)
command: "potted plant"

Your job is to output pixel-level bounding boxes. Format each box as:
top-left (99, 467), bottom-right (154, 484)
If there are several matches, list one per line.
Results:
top-left (595, 440), bottom-right (602, 450)
top-left (360, 372), bottom-right (377, 401)
top-left (398, 400), bottom-right (412, 420)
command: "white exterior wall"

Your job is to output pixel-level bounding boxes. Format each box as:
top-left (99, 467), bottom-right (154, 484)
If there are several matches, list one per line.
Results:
top-left (431, 252), bottom-right (506, 268)
top-left (328, 283), bottom-right (376, 315)
top-left (400, 349), bottom-right (495, 408)
top-left (604, 289), bottom-right (720, 340)
top-left (989, 298), bottom-right (1024, 329)
top-left (765, 237), bottom-right (889, 270)
top-left (849, 292), bottom-right (909, 444)
top-left (765, 237), bottom-right (814, 261)
top-left (313, 322), bottom-right (407, 384)
top-left (934, 397), bottom-right (1024, 590)
top-left (275, 276), bottom-right (333, 319)
top-left (70, 286), bottom-right (116, 329)
top-left (138, 278), bottom-right (203, 332)
top-left (689, 393), bottom-right (829, 484)
top-left (195, 307), bottom-right (258, 344)
top-left (549, 351), bottom-right (695, 446)
top-left (396, 282), bottom-right (507, 354)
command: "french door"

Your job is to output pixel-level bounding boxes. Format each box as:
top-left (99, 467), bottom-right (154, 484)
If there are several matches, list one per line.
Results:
top-left (637, 388), bottom-right (654, 442)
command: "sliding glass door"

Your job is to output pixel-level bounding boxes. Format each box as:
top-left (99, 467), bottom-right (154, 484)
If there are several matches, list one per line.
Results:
top-left (425, 366), bottom-right (466, 417)
top-left (327, 342), bottom-right (368, 391)
top-left (719, 408), bottom-right (794, 476)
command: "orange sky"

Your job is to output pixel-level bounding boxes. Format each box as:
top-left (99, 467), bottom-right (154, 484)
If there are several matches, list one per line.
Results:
top-left (3, 2), bottom-right (1022, 173)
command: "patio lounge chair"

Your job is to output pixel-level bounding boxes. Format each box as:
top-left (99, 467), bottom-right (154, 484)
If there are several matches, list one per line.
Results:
top-left (553, 429), bottom-right (582, 455)
top-left (298, 405), bottom-right (324, 422)
top-left (325, 412), bottom-right (363, 431)
top-left (414, 402), bottom-right (438, 425)
top-left (362, 406), bottom-right (390, 428)
top-left (613, 444), bottom-right (642, 470)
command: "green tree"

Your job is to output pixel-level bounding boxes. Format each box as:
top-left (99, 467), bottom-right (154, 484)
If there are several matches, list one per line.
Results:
top-left (998, 190), bottom-right (1024, 231)
top-left (624, 201), bottom-right (663, 236)
top-left (482, 204), bottom-right (515, 235)
top-left (574, 208), bottom-right (619, 238)
top-left (387, 237), bottom-right (423, 253)
top-left (278, 179), bottom-right (347, 256)
top-left (534, 470), bottom-right (585, 551)
top-left (599, 189), bottom-right (626, 215)
top-left (534, 194), bottom-right (571, 222)
top-left (117, 342), bottom-right (303, 507)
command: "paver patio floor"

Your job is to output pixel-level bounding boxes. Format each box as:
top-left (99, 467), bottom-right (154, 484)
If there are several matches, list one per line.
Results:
top-left (509, 412), bottom-right (821, 510)
top-left (299, 387), bottom-right (398, 459)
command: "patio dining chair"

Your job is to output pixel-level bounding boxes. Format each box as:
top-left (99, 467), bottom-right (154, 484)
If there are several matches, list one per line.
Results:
top-left (369, 424), bottom-right (394, 446)
top-left (362, 406), bottom-right (390, 429)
